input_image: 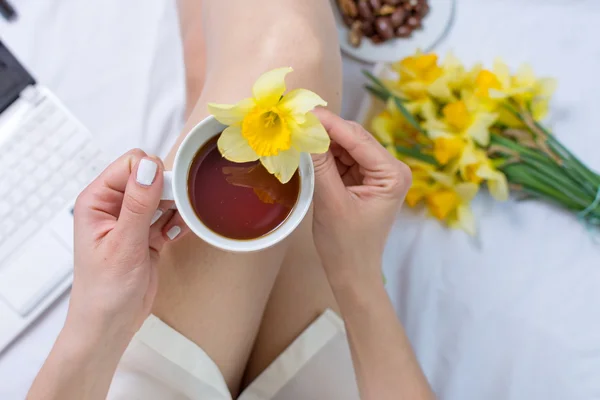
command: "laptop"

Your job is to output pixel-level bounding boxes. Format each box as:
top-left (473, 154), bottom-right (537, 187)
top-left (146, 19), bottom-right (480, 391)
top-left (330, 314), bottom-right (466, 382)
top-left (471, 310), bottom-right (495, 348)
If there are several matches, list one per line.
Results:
top-left (0, 40), bottom-right (106, 352)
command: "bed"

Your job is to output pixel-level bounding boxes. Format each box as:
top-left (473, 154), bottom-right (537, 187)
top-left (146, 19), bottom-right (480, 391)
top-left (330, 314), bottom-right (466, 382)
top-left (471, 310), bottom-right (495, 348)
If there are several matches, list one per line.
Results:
top-left (1, 0), bottom-right (599, 398)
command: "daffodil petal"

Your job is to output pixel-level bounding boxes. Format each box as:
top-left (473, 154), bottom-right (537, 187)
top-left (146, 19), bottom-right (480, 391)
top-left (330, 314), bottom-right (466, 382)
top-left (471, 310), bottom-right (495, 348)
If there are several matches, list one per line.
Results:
top-left (280, 89), bottom-right (327, 117)
top-left (217, 125), bottom-right (260, 162)
top-left (208, 98), bottom-right (255, 125)
top-left (455, 182), bottom-right (479, 202)
top-left (252, 67), bottom-right (293, 108)
top-left (261, 148), bottom-right (300, 184)
top-left (371, 114), bottom-right (394, 144)
top-left (454, 205), bottom-right (476, 236)
top-left (477, 165), bottom-right (509, 201)
top-left (466, 112), bottom-right (497, 146)
top-left (289, 112), bottom-right (330, 154)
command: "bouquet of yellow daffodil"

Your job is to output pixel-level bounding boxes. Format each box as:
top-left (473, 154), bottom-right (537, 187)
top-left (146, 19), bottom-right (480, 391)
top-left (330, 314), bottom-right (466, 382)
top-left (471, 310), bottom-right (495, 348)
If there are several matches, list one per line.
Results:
top-left (365, 52), bottom-right (600, 235)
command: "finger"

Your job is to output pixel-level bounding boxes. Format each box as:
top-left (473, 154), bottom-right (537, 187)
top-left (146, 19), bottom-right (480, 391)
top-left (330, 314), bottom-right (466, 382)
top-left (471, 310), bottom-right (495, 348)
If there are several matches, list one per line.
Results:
top-left (312, 150), bottom-right (346, 208)
top-left (161, 212), bottom-right (190, 242)
top-left (151, 200), bottom-right (175, 226)
top-left (74, 149), bottom-right (146, 223)
top-left (148, 209), bottom-right (175, 253)
top-left (115, 157), bottom-right (164, 245)
top-left (313, 108), bottom-right (393, 171)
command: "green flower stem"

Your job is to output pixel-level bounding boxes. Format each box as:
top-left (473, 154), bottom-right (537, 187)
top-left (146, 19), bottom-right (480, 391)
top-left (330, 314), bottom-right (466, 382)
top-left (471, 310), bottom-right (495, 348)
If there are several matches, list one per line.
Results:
top-left (395, 145), bottom-right (439, 165)
top-left (501, 164), bottom-right (584, 209)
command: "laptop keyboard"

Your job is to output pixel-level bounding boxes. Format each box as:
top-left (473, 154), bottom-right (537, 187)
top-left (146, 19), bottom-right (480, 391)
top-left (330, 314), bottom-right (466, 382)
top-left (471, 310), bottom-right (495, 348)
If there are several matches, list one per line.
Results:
top-left (0, 96), bottom-right (105, 264)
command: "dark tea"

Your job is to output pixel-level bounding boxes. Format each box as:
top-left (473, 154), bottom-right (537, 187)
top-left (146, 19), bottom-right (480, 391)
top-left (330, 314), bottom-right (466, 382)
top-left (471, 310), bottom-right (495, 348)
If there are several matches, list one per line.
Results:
top-left (187, 135), bottom-right (300, 240)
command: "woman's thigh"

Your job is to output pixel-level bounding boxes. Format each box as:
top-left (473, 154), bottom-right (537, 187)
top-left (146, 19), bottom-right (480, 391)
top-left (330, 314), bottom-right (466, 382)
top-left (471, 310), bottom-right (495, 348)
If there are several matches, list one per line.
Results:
top-left (152, 0), bottom-right (342, 396)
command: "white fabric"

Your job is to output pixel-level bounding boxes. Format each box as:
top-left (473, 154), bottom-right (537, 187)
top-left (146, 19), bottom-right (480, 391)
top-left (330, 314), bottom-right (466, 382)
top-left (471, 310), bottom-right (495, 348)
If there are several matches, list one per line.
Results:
top-left (108, 310), bottom-right (357, 400)
top-left (1, 0), bottom-right (600, 399)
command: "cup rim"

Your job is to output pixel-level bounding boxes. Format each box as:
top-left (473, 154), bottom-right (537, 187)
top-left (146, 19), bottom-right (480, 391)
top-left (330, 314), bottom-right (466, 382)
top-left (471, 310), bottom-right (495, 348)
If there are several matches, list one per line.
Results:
top-left (171, 115), bottom-right (314, 253)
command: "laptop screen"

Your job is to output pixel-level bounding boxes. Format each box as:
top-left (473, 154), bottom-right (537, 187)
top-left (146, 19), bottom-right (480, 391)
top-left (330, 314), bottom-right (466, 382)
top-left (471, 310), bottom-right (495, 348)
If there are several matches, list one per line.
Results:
top-left (0, 40), bottom-right (35, 114)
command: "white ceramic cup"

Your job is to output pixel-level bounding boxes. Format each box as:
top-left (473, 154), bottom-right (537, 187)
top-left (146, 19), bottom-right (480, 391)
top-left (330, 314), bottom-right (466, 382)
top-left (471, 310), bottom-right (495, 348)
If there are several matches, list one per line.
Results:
top-left (161, 115), bottom-right (314, 253)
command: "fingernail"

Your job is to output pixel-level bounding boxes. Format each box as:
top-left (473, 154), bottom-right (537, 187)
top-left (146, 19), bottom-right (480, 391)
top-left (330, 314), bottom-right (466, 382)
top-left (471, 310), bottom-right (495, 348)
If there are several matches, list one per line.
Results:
top-left (137, 159), bottom-right (158, 186)
top-left (166, 226), bottom-right (181, 240)
top-left (151, 209), bottom-right (163, 225)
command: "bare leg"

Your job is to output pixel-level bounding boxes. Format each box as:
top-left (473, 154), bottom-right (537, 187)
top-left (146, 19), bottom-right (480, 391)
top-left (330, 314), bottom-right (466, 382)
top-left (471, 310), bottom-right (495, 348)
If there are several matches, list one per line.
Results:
top-left (242, 210), bottom-right (341, 387)
top-left (152, 0), bottom-right (342, 396)
top-left (176, 0), bottom-right (206, 119)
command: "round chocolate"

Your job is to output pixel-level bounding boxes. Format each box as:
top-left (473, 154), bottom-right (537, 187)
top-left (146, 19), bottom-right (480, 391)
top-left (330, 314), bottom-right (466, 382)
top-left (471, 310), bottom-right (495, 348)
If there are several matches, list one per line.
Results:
top-left (357, 0), bottom-right (374, 21)
top-left (374, 16), bottom-right (394, 40)
top-left (395, 25), bottom-right (412, 38)
top-left (390, 8), bottom-right (407, 28)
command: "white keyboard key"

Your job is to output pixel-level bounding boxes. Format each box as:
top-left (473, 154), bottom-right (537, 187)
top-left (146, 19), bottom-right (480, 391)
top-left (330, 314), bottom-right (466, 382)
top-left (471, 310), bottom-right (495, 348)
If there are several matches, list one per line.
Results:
top-left (0, 219), bottom-right (16, 238)
top-left (57, 126), bottom-right (76, 143)
top-left (38, 182), bottom-right (55, 199)
top-left (59, 134), bottom-right (88, 158)
top-left (0, 201), bottom-right (9, 217)
top-left (60, 160), bottom-right (78, 178)
top-left (0, 220), bottom-right (38, 263)
top-left (62, 180), bottom-right (83, 199)
top-left (44, 133), bottom-right (63, 150)
top-left (7, 187), bottom-right (25, 205)
top-left (48, 196), bottom-right (67, 212)
top-left (48, 173), bottom-right (64, 189)
top-left (47, 154), bottom-right (62, 170)
top-left (0, 230), bottom-right (72, 317)
top-left (42, 110), bottom-right (66, 132)
top-left (0, 179), bottom-right (9, 196)
top-left (11, 141), bottom-right (28, 158)
top-left (25, 196), bottom-right (42, 211)
top-left (50, 206), bottom-right (75, 250)
top-left (24, 126), bottom-right (45, 146)
top-left (22, 179), bottom-right (37, 194)
top-left (31, 147), bottom-right (47, 162)
top-left (2, 151), bottom-right (18, 167)
top-left (12, 207), bottom-right (29, 223)
top-left (20, 157), bottom-right (37, 172)
top-left (36, 205), bottom-right (54, 222)
top-left (32, 165), bottom-right (51, 182)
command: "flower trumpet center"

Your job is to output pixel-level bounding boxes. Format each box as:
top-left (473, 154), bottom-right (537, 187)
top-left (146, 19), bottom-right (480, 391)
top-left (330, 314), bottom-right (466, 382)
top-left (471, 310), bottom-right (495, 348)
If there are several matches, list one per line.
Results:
top-left (241, 107), bottom-right (291, 157)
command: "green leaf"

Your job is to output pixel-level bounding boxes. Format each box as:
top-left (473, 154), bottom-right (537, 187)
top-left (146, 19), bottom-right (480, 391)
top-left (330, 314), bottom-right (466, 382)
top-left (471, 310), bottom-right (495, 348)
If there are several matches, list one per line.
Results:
top-left (362, 70), bottom-right (388, 92)
top-left (393, 97), bottom-right (425, 134)
top-left (395, 145), bottom-right (439, 166)
top-left (365, 85), bottom-right (389, 102)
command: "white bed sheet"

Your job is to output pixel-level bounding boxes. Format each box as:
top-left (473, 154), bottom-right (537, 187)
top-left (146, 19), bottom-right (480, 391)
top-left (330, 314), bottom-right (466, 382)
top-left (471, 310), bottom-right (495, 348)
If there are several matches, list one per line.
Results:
top-left (1, 0), bottom-right (600, 399)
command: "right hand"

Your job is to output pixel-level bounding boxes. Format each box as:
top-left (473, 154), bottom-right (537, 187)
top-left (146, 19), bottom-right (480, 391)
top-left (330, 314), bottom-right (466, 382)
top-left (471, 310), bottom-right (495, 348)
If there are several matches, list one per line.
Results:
top-left (311, 108), bottom-right (412, 283)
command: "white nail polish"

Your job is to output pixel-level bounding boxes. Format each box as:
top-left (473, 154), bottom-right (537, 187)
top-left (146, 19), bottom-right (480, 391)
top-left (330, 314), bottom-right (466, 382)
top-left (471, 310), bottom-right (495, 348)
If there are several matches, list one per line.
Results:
top-left (137, 159), bottom-right (158, 186)
top-left (166, 225), bottom-right (181, 240)
top-left (151, 209), bottom-right (163, 225)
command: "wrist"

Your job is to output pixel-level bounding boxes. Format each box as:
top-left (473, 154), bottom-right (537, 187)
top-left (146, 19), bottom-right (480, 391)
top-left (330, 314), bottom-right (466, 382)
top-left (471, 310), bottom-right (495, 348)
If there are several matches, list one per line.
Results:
top-left (322, 256), bottom-right (384, 290)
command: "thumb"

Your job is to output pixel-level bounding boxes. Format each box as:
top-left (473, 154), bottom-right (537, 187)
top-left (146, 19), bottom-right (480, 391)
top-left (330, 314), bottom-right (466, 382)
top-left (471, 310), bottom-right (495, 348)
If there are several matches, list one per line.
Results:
top-left (117, 157), bottom-right (164, 245)
top-left (312, 150), bottom-right (345, 207)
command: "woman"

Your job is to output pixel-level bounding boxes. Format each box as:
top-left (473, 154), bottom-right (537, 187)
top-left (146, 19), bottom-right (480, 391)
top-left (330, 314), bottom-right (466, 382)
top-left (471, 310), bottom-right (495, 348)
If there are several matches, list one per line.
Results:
top-left (28, 0), bottom-right (434, 398)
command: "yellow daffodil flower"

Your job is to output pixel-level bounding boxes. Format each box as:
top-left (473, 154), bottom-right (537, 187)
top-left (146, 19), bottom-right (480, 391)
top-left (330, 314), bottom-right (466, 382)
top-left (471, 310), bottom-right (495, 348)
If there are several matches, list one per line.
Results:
top-left (473, 59), bottom-right (556, 121)
top-left (387, 52), bottom-right (453, 117)
top-left (371, 98), bottom-right (426, 146)
top-left (208, 67), bottom-right (328, 183)
top-left (405, 163), bottom-right (437, 207)
top-left (425, 98), bottom-right (498, 146)
top-left (425, 179), bottom-right (479, 235)
top-left (456, 145), bottom-right (509, 201)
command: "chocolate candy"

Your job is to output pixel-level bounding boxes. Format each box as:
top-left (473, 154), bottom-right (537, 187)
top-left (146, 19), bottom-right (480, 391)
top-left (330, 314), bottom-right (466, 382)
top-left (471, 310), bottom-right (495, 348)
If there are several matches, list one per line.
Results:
top-left (375, 16), bottom-right (394, 40)
top-left (369, 0), bottom-right (382, 10)
top-left (390, 7), bottom-right (406, 27)
top-left (338, 0), bottom-right (430, 47)
top-left (357, 0), bottom-right (374, 21)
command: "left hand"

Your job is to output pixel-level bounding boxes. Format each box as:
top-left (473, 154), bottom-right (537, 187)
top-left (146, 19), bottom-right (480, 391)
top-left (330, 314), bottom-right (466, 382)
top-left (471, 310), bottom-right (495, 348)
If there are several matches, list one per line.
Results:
top-left (65, 149), bottom-right (188, 350)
